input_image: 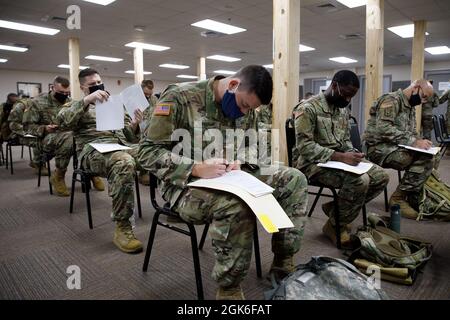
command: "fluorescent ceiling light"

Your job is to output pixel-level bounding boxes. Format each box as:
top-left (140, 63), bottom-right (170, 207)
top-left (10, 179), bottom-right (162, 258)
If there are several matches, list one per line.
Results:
top-left (58, 64), bottom-right (89, 70)
top-left (159, 63), bottom-right (189, 69)
top-left (0, 19), bottom-right (60, 35)
top-left (299, 44), bottom-right (316, 52)
top-left (388, 24), bottom-right (429, 38)
top-left (263, 64), bottom-right (273, 69)
top-left (207, 55), bottom-right (241, 62)
top-left (82, 0), bottom-right (116, 5)
top-left (0, 58), bottom-right (7, 63)
top-left (177, 75), bottom-right (199, 79)
top-left (125, 41), bottom-right (170, 51)
top-left (336, 0), bottom-right (366, 8)
top-left (425, 46), bottom-right (450, 55)
top-left (214, 70), bottom-right (236, 75)
top-left (85, 55), bottom-right (123, 62)
top-left (191, 19), bottom-right (246, 35)
top-left (125, 70), bottom-right (152, 75)
top-left (0, 44), bottom-right (28, 52)
top-left (329, 56), bottom-right (358, 64)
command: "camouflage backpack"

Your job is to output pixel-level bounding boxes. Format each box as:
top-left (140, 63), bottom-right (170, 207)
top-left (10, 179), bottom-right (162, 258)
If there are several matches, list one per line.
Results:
top-left (418, 170), bottom-right (450, 221)
top-left (265, 256), bottom-right (389, 300)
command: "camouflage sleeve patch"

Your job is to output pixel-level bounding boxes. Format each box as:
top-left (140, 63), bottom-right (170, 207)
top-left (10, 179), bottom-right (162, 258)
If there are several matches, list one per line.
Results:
top-left (293, 105), bottom-right (305, 119)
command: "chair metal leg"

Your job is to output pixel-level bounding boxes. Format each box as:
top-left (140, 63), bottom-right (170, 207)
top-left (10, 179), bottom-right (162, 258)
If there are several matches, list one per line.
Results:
top-left (397, 170), bottom-right (402, 182)
top-left (37, 160), bottom-right (42, 187)
top-left (5, 144), bottom-right (9, 170)
top-left (21, 145), bottom-right (24, 159)
top-left (84, 174), bottom-right (93, 229)
top-left (308, 186), bottom-right (324, 217)
top-left (330, 188), bottom-right (341, 249)
top-left (69, 171), bottom-right (77, 213)
top-left (198, 223), bottom-right (209, 250)
top-left (9, 143), bottom-right (13, 175)
top-left (187, 223), bottom-right (204, 300)
top-left (28, 146), bottom-right (32, 161)
top-left (135, 175), bottom-right (142, 218)
top-left (383, 186), bottom-right (389, 212)
top-left (253, 220), bottom-right (262, 278)
top-left (47, 159), bottom-right (52, 195)
top-left (142, 211), bottom-right (161, 272)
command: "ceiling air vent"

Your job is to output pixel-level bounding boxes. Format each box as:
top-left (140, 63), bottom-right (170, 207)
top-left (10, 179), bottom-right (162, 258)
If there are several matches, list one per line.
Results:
top-left (200, 31), bottom-right (226, 38)
top-left (339, 33), bottom-right (364, 40)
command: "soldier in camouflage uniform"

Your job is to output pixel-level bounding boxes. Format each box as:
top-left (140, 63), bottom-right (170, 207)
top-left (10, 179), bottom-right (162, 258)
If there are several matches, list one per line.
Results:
top-left (57, 68), bottom-right (142, 254)
top-left (439, 87), bottom-right (450, 133)
top-left (138, 65), bottom-right (308, 300)
top-left (421, 80), bottom-right (440, 140)
top-left (256, 103), bottom-right (272, 165)
top-left (8, 98), bottom-right (47, 174)
top-left (0, 93), bottom-right (18, 142)
top-left (364, 79), bottom-right (435, 219)
top-left (23, 77), bottom-right (77, 196)
top-left (293, 70), bottom-right (389, 248)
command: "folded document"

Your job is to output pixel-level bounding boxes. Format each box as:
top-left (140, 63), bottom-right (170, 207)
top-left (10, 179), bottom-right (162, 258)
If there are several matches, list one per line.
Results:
top-left (317, 161), bottom-right (373, 175)
top-left (398, 144), bottom-right (440, 155)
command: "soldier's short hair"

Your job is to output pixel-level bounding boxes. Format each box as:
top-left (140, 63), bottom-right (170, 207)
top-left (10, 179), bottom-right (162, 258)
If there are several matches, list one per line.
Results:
top-left (332, 70), bottom-right (360, 88)
top-left (78, 68), bottom-right (100, 84)
top-left (234, 65), bottom-right (273, 105)
top-left (141, 79), bottom-right (154, 89)
top-left (53, 76), bottom-right (70, 88)
top-left (7, 93), bottom-right (18, 100)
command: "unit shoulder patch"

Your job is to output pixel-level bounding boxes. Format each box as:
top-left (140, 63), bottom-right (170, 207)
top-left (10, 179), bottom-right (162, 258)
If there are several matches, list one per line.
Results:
top-left (154, 103), bottom-right (172, 116)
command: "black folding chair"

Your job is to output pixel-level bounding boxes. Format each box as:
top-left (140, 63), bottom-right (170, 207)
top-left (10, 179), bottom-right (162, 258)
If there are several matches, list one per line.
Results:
top-left (4, 136), bottom-right (32, 174)
top-left (142, 173), bottom-right (262, 300)
top-left (433, 114), bottom-right (450, 161)
top-left (36, 150), bottom-right (53, 195)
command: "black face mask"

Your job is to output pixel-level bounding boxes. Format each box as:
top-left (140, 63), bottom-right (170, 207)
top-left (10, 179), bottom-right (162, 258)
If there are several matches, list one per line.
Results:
top-left (330, 84), bottom-right (350, 109)
top-left (54, 92), bottom-right (69, 104)
top-left (408, 90), bottom-right (422, 107)
top-left (88, 83), bottom-right (105, 94)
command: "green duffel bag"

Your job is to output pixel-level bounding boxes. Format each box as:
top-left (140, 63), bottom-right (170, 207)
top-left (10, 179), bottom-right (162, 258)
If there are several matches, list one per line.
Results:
top-left (418, 170), bottom-right (450, 221)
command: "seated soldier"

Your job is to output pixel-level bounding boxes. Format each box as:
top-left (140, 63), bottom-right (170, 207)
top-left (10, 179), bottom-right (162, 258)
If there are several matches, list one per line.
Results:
top-left (138, 65), bottom-right (309, 300)
top-left (57, 68), bottom-right (143, 254)
top-left (292, 70), bottom-right (389, 247)
top-left (364, 79), bottom-right (435, 219)
top-left (0, 93), bottom-right (18, 143)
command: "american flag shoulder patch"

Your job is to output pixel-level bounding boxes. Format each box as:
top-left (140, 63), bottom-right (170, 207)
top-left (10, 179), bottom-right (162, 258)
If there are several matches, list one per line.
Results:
top-left (154, 103), bottom-right (172, 116)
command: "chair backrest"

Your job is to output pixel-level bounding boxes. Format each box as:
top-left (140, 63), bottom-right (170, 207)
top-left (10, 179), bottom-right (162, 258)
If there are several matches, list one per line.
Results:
top-left (433, 115), bottom-right (444, 143)
top-left (285, 118), bottom-right (295, 167)
top-left (149, 172), bottom-right (164, 211)
top-left (349, 116), bottom-right (363, 151)
top-left (438, 114), bottom-right (448, 138)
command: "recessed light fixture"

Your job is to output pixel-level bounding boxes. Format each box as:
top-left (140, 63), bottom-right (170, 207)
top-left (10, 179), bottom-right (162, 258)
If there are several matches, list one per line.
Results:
top-left (125, 41), bottom-right (170, 51)
top-left (0, 19), bottom-right (60, 35)
top-left (85, 55), bottom-right (123, 62)
top-left (177, 75), bottom-right (199, 79)
top-left (125, 70), bottom-right (152, 75)
top-left (299, 44), bottom-right (315, 52)
top-left (425, 46), bottom-right (450, 55)
top-left (207, 55), bottom-right (241, 62)
top-left (58, 64), bottom-right (89, 70)
top-left (82, 0), bottom-right (116, 5)
top-left (159, 63), bottom-right (189, 69)
top-left (329, 56), bottom-right (358, 64)
top-left (191, 19), bottom-right (246, 35)
top-left (336, 0), bottom-right (366, 8)
top-left (214, 70), bottom-right (236, 75)
top-left (0, 44), bottom-right (28, 52)
top-left (0, 58), bottom-right (7, 63)
top-left (263, 64), bottom-right (273, 69)
top-left (387, 24), bottom-right (429, 38)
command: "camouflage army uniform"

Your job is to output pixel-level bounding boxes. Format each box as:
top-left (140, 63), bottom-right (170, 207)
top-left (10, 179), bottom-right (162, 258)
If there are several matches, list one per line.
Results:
top-left (138, 76), bottom-right (308, 288)
top-left (256, 103), bottom-right (272, 165)
top-left (123, 95), bottom-right (158, 143)
top-left (0, 102), bottom-right (13, 141)
top-left (293, 92), bottom-right (389, 227)
top-left (57, 100), bottom-right (140, 222)
top-left (364, 89), bottom-right (434, 203)
top-left (439, 89), bottom-right (450, 132)
top-left (8, 98), bottom-right (40, 165)
top-left (421, 92), bottom-right (440, 139)
top-left (22, 93), bottom-right (73, 170)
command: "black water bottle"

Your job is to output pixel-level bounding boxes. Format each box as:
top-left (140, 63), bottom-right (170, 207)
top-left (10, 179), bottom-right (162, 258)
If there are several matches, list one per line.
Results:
top-left (390, 204), bottom-right (401, 233)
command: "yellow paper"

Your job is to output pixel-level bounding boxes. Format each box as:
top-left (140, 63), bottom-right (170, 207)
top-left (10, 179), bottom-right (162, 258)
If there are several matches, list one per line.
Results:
top-left (258, 214), bottom-right (279, 233)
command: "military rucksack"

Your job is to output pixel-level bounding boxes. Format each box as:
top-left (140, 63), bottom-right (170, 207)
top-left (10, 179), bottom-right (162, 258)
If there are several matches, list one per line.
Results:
top-left (418, 170), bottom-right (450, 221)
top-left (265, 256), bottom-right (389, 300)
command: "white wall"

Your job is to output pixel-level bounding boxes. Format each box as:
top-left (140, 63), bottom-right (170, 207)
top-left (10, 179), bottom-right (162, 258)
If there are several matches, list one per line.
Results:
top-left (299, 61), bottom-right (450, 85)
top-left (0, 69), bottom-right (172, 102)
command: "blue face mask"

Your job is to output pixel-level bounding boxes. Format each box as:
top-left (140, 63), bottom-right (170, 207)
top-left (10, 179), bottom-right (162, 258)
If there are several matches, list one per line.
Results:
top-left (221, 89), bottom-right (244, 120)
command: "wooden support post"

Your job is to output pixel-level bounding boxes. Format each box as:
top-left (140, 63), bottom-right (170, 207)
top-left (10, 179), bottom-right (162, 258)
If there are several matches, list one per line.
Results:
top-left (272, 0), bottom-right (300, 165)
top-left (411, 20), bottom-right (427, 132)
top-left (133, 47), bottom-right (144, 85)
top-left (197, 57), bottom-right (206, 80)
top-left (68, 37), bottom-right (82, 100)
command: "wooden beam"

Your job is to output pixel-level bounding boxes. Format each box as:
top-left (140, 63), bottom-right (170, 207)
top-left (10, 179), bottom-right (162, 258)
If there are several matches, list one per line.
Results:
top-left (133, 47), bottom-right (144, 85)
top-left (197, 57), bottom-right (206, 80)
top-left (272, 0), bottom-right (300, 165)
top-left (411, 20), bottom-right (426, 132)
top-left (365, 0), bottom-right (384, 126)
top-left (68, 37), bottom-right (82, 100)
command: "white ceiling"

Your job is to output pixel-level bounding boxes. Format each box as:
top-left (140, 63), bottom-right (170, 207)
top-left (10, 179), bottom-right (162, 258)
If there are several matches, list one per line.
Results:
top-left (0, 0), bottom-right (449, 81)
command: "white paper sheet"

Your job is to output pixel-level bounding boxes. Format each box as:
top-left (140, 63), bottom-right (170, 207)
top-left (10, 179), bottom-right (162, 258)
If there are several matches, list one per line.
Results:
top-left (120, 84), bottom-right (149, 121)
top-left (438, 82), bottom-right (449, 91)
top-left (95, 95), bottom-right (124, 131)
top-left (89, 143), bottom-right (131, 154)
top-left (317, 161), bottom-right (373, 175)
top-left (398, 144), bottom-right (440, 155)
top-left (188, 170), bottom-right (274, 197)
top-left (24, 134), bottom-right (37, 138)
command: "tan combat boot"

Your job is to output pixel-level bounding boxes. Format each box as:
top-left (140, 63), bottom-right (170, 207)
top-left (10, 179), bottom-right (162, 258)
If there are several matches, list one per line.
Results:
top-left (91, 176), bottom-right (105, 191)
top-left (322, 219), bottom-right (352, 248)
top-left (29, 162), bottom-right (49, 176)
top-left (138, 172), bottom-right (150, 186)
top-left (113, 221), bottom-right (143, 253)
top-left (322, 201), bottom-right (352, 232)
top-left (268, 255), bottom-right (295, 283)
top-left (389, 189), bottom-right (418, 220)
top-left (49, 169), bottom-right (70, 196)
top-left (216, 285), bottom-right (245, 300)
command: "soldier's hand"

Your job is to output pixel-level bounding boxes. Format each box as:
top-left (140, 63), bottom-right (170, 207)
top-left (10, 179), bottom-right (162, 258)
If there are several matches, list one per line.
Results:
top-left (413, 139), bottom-right (432, 150)
top-left (45, 124), bottom-right (58, 133)
top-left (226, 160), bottom-right (241, 172)
top-left (192, 158), bottom-right (229, 178)
top-left (83, 90), bottom-right (110, 106)
top-left (334, 151), bottom-right (364, 166)
top-left (132, 109), bottom-right (144, 125)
